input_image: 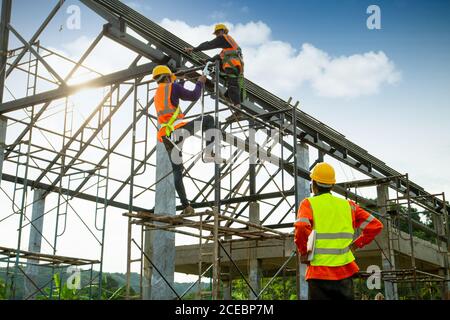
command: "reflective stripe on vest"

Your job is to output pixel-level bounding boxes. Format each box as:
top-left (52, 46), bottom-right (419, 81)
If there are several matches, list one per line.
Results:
top-left (360, 214), bottom-right (375, 230)
top-left (309, 193), bottom-right (355, 267)
top-left (295, 217), bottom-right (311, 225)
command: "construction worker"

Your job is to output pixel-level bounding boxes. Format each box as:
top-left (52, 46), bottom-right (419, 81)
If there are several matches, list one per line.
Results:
top-left (184, 24), bottom-right (244, 120)
top-left (294, 162), bottom-right (383, 300)
top-left (153, 65), bottom-right (216, 215)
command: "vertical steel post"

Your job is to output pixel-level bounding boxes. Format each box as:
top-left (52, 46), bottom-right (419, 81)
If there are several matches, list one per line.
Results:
top-left (0, 0), bottom-right (12, 101)
top-left (292, 102), bottom-right (303, 300)
top-left (377, 182), bottom-right (398, 300)
top-left (292, 104), bottom-right (299, 210)
top-left (441, 193), bottom-right (450, 299)
top-left (405, 174), bottom-right (418, 299)
top-left (0, 0), bottom-right (12, 184)
top-left (126, 81), bottom-right (138, 299)
top-left (249, 121), bottom-right (256, 196)
top-left (212, 60), bottom-right (221, 300)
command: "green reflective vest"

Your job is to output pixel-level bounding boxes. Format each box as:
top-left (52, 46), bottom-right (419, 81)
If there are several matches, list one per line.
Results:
top-left (308, 193), bottom-right (355, 267)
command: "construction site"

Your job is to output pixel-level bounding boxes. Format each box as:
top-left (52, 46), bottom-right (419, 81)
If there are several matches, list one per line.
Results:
top-left (0, 0), bottom-right (449, 301)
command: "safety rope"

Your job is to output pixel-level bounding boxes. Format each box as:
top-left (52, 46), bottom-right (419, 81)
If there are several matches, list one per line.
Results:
top-left (160, 106), bottom-right (181, 138)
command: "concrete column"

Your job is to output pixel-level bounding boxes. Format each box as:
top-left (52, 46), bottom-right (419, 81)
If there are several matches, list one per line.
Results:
top-left (24, 189), bottom-right (46, 299)
top-left (221, 235), bottom-right (232, 300)
top-left (376, 183), bottom-right (399, 300)
top-left (222, 271), bottom-right (232, 300)
top-left (296, 143), bottom-right (310, 300)
top-left (142, 230), bottom-right (153, 300)
top-left (145, 142), bottom-right (176, 300)
top-left (248, 202), bottom-right (261, 299)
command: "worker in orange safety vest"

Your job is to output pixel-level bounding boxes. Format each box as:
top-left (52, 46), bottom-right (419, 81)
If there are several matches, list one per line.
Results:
top-left (153, 65), bottom-right (216, 215)
top-left (184, 23), bottom-right (245, 121)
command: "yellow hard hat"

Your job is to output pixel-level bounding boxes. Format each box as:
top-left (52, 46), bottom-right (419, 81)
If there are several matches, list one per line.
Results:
top-left (310, 162), bottom-right (336, 185)
top-left (152, 65), bottom-right (176, 82)
top-left (213, 23), bottom-right (229, 34)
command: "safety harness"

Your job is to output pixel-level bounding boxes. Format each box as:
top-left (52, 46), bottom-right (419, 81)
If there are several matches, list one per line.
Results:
top-left (160, 106), bottom-right (181, 138)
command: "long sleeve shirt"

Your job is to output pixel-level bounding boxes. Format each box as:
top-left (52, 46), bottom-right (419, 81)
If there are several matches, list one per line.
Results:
top-left (294, 193), bottom-right (383, 280)
top-left (170, 80), bottom-right (203, 106)
top-left (193, 35), bottom-right (233, 63)
top-left (193, 35), bottom-right (232, 52)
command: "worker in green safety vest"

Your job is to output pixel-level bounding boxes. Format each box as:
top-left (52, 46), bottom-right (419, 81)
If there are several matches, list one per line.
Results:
top-left (294, 162), bottom-right (383, 300)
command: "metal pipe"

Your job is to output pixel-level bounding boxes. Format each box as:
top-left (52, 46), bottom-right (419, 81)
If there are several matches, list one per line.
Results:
top-left (131, 239), bottom-right (181, 299)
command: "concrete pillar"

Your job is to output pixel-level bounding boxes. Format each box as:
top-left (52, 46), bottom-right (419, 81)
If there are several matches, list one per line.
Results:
top-left (24, 189), bottom-right (46, 299)
top-left (222, 272), bottom-right (232, 300)
top-left (142, 230), bottom-right (153, 300)
top-left (248, 202), bottom-right (261, 299)
top-left (221, 235), bottom-right (232, 300)
top-left (145, 142), bottom-right (176, 300)
top-left (376, 183), bottom-right (399, 300)
top-left (296, 143), bottom-right (310, 300)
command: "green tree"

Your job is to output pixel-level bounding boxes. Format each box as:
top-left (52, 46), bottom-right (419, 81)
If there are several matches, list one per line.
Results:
top-left (0, 278), bottom-right (7, 300)
top-left (231, 277), bottom-right (297, 300)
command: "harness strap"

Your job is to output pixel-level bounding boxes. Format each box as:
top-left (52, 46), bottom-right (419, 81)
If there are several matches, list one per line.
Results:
top-left (160, 106), bottom-right (181, 137)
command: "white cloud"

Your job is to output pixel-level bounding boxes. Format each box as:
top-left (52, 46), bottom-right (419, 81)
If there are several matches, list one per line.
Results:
top-left (160, 19), bottom-right (401, 98)
top-left (49, 35), bottom-right (139, 79)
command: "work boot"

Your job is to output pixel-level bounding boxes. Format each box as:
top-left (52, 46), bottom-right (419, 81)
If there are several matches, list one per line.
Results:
top-left (181, 205), bottom-right (195, 215)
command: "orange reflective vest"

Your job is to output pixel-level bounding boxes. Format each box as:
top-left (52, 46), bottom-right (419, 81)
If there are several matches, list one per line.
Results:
top-left (220, 35), bottom-right (243, 74)
top-left (154, 83), bottom-right (186, 142)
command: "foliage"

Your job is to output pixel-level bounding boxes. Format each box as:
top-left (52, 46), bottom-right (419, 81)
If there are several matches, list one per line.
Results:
top-left (386, 203), bottom-right (436, 242)
top-left (34, 273), bottom-right (134, 300)
top-left (0, 278), bottom-right (7, 300)
top-left (419, 282), bottom-right (441, 300)
top-left (231, 277), bottom-right (297, 300)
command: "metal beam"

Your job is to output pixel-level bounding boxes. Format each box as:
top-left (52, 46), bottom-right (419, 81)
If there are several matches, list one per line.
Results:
top-left (1, 173), bottom-right (148, 212)
top-left (0, 0), bottom-right (12, 98)
top-left (0, 62), bottom-right (156, 114)
top-left (4, 32), bottom-right (104, 160)
top-left (0, 0), bottom-right (11, 187)
top-left (8, 23), bottom-right (66, 85)
top-left (85, 0), bottom-right (449, 215)
top-left (4, 0), bottom-right (65, 79)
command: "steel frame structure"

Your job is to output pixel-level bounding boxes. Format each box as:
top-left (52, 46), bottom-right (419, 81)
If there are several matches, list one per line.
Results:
top-left (0, 0), bottom-right (448, 300)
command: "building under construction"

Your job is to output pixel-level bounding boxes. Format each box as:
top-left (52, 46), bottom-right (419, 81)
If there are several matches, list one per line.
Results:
top-left (0, 0), bottom-right (449, 300)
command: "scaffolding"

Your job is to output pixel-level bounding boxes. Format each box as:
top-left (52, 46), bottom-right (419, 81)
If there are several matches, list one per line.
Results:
top-left (0, 0), bottom-right (449, 300)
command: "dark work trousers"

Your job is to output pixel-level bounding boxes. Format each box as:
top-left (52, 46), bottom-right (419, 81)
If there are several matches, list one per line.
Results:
top-left (224, 68), bottom-right (241, 106)
top-left (162, 115), bottom-right (215, 208)
top-left (307, 277), bottom-right (355, 300)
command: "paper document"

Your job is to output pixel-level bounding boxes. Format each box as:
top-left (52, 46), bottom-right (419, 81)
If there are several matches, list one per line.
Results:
top-left (306, 230), bottom-right (316, 261)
